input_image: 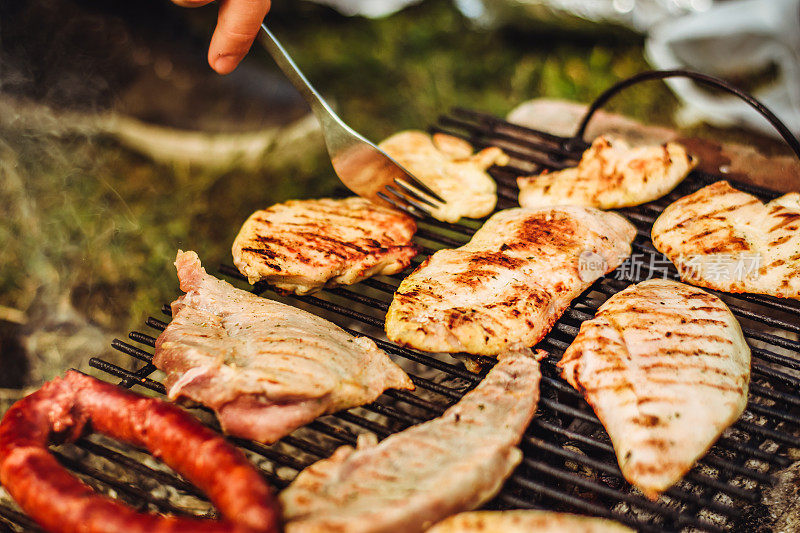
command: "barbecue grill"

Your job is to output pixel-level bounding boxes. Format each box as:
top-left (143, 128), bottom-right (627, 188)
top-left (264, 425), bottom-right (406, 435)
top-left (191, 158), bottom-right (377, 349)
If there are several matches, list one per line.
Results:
top-left (2, 71), bottom-right (799, 533)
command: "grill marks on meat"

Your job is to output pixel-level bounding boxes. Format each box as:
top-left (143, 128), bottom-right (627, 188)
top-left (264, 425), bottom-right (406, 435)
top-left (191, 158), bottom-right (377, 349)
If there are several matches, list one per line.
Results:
top-left (153, 251), bottom-right (413, 444)
top-left (379, 131), bottom-right (509, 223)
top-left (518, 136), bottom-right (696, 209)
top-left (652, 181), bottom-right (800, 298)
top-left (232, 197), bottom-right (418, 295)
top-left (385, 207), bottom-right (636, 356)
top-left (427, 511), bottom-right (633, 533)
top-left (558, 279), bottom-right (750, 499)
top-left (280, 349), bottom-right (545, 533)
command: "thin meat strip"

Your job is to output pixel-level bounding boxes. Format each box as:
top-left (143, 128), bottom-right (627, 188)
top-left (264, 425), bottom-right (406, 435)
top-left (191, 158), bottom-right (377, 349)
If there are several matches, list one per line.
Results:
top-left (280, 349), bottom-right (546, 533)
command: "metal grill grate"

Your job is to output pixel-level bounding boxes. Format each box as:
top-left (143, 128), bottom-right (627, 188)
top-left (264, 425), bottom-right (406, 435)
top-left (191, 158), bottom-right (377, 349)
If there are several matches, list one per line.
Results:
top-left (2, 108), bottom-right (800, 533)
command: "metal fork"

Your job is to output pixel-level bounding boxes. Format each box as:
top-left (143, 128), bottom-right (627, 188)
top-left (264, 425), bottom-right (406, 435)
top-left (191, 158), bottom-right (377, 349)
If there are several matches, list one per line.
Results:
top-left (259, 23), bottom-right (443, 216)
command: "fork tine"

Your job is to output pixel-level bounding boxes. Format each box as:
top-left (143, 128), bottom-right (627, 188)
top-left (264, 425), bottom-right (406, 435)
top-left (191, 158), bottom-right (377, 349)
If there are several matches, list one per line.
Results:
top-left (394, 171), bottom-right (446, 204)
top-left (392, 178), bottom-right (440, 208)
top-left (562, 137), bottom-right (591, 157)
top-left (385, 185), bottom-right (435, 218)
top-left (376, 191), bottom-right (424, 219)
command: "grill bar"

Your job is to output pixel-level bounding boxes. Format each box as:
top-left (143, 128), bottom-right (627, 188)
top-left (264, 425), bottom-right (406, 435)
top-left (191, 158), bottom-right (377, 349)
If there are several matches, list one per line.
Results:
top-left (129, 291), bottom-right (800, 453)
top-left (0, 506), bottom-right (42, 533)
top-left (100, 332), bottom-right (777, 503)
top-left (3, 108), bottom-right (798, 533)
top-left (75, 439), bottom-right (205, 498)
top-left (517, 460), bottom-right (728, 532)
top-left (51, 451), bottom-right (199, 517)
top-left (503, 476), bottom-right (673, 533)
top-left (521, 438), bottom-right (748, 516)
top-left (237, 278), bottom-right (800, 451)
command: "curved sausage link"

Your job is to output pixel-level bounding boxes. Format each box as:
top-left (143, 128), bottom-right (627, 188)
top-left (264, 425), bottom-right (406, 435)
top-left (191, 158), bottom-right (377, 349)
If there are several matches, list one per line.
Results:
top-left (0, 371), bottom-right (281, 533)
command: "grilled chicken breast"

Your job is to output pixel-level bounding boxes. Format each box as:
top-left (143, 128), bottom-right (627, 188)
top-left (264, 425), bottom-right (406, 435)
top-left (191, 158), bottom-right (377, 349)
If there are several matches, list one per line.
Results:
top-left (154, 251), bottom-right (413, 443)
top-left (518, 136), bottom-right (696, 209)
top-left (558, 279), bottom-right (750, 499)
top-left (427, 511), bottom-right (633, 533)
top-left (379, 131), bottom-right (509, 223)
top-left (280, 349), bottom-right (546, 533)
top-left (652, 181), bottom-right (800, 298)
top-left (232, 197), bottom-right (418, 295)
top-left (385, 206), bottom-right (636, 356)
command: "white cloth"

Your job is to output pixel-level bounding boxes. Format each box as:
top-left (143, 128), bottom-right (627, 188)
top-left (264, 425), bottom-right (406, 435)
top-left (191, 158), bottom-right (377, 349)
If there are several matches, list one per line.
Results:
top-left (646, 0), bottom-right (800, 138)
top-left (455, 0), bottom-right (714, 32)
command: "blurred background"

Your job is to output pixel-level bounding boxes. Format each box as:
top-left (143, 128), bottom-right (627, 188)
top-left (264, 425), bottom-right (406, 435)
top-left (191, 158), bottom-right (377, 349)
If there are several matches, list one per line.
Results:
top-left (1, 0), bottom-right (798, 404)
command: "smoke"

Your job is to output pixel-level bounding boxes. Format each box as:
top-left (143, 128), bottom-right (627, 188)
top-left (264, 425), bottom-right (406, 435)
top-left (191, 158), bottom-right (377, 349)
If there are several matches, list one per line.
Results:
top-left (1, 1), bottom-right (133, 112)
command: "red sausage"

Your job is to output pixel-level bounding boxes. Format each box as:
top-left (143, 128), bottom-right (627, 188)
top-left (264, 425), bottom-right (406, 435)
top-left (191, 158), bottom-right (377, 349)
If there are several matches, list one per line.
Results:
top-left (0, 371), bottom-right (282, 533)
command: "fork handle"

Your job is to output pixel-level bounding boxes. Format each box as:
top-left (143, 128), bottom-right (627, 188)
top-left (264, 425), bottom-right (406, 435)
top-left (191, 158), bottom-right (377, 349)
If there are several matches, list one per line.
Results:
top-left (259, 23), bottom-right (334, 119)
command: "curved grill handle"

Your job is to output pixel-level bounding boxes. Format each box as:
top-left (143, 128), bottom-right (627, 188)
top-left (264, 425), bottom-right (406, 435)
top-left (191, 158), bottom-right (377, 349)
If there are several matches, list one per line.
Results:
top-left (572, 69), bottom-right (800, 163)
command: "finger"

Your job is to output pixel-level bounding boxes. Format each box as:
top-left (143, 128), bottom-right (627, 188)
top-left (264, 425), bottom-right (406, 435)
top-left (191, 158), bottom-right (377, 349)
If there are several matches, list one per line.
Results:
top-left (208, 0), bottom-right (271, 74)
top-left (171, 0), bottom-right (215, 7)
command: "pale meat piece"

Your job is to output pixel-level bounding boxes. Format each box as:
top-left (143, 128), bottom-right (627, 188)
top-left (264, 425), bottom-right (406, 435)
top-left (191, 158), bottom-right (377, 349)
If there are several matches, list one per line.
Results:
top-left (154, 251), bottom-right (413, 444)
top-left (558, 279), bottom-right (750, 499)
top-left (518, 136), bottom-right (696, 209)
top-left (385, 206), bottom-right (636, 356)
top-left (280, 349), bottom-right (545, 533)
top-left (232, 197), bottom-right (418, 295)
top-left (652, 180), bottom-right (800, 298)
top-left (379, 131), bottom-right (509, 223)
top-left (427, 511), bottom-right (633, 533)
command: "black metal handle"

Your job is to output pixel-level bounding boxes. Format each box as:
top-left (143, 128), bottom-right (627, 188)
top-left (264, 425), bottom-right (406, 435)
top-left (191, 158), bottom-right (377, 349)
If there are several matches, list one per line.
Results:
top-left (573, 69), bottom-right (800, 163)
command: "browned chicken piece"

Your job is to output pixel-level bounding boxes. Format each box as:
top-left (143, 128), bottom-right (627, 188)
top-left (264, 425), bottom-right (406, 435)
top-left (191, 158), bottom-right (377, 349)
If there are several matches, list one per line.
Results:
top-left (154, 251), bottom-right (413, 444)
top-left (232, 197), bottom-right (418, 295)
top-left (426, 511), bottom-right (633, 532)
top-left (280, 349), bottom-right (546, 533)
top-left (379, 131), bottom-right (509, 223)
top-left (385, 206), bottom-right (636, 356)
top-left (652, 181), bottom-right (800, 298)
top-left (559, 279), bottom-right (750, 499)
top-left (518, 136), bottom-right (696, 209)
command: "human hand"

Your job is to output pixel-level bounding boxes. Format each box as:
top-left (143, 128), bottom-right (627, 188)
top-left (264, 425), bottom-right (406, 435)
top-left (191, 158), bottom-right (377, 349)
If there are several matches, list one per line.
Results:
top-left (172, 0), bottom-right (271, 74)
